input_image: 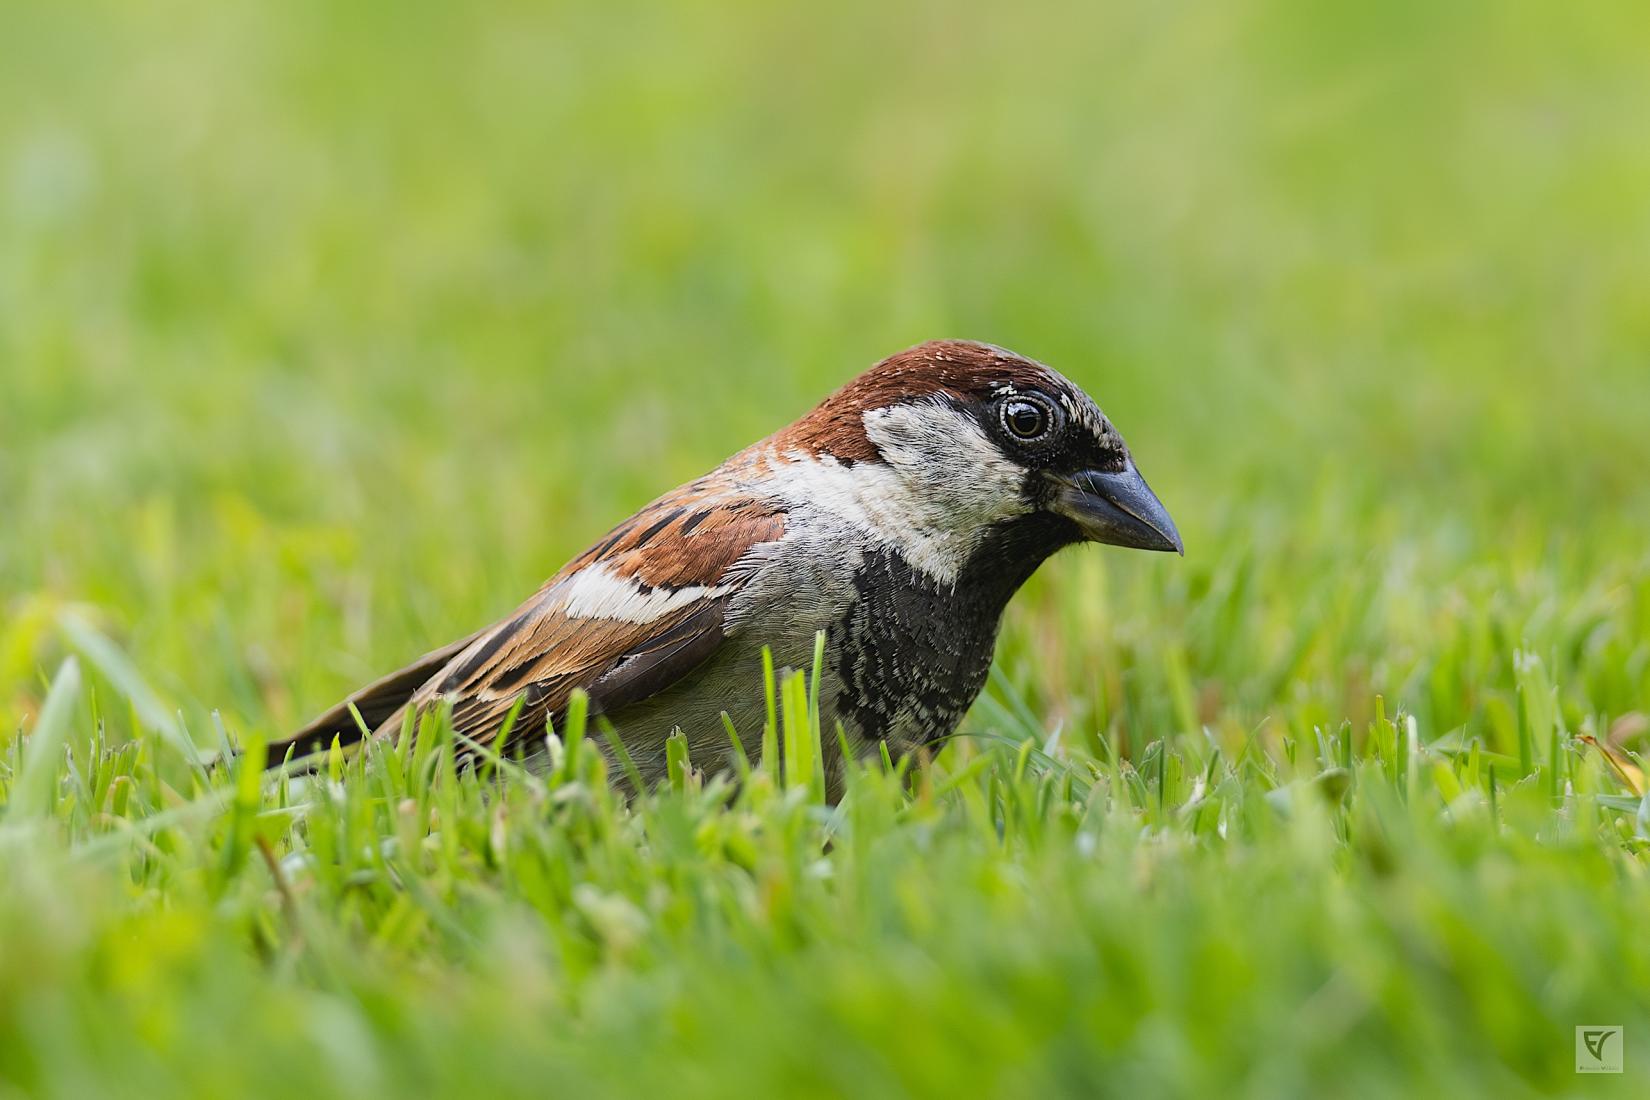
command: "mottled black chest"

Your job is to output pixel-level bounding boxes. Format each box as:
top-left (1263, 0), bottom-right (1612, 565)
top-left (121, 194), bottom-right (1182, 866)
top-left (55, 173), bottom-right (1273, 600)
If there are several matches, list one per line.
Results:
top-left (831, 514), bottom-right (1077, 746)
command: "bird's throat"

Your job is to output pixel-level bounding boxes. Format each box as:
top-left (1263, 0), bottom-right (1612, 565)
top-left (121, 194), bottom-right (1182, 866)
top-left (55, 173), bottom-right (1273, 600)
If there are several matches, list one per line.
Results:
top-left (829, 511), bottom-right (1080, 750)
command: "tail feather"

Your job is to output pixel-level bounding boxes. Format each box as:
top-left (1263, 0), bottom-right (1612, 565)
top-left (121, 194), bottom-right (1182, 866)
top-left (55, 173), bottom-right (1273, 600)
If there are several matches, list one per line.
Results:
top-left (265, 631), bottom-right (483, 768)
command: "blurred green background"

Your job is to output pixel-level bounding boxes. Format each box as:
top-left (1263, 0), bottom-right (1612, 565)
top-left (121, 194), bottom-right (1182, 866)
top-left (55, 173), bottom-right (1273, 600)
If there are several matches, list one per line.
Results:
top-left (4, 4), bottom-right (1650, 1096)
top-left (4, 0), bottom-right (1649, 746)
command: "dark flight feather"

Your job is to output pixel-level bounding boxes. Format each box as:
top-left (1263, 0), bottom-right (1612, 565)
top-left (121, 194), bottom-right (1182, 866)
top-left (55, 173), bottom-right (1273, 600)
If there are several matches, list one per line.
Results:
top-left (264, 630), bottom-right (486, 767)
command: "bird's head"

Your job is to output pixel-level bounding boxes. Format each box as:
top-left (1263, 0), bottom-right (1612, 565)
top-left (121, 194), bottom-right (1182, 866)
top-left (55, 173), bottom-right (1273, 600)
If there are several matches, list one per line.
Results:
top-left (769, 340), bottom-right (1182, 587)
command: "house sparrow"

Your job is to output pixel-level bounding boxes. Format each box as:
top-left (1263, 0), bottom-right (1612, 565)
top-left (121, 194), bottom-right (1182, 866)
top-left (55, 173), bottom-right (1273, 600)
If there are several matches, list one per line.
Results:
top-left (267, 340), bottom-right (1181, 790)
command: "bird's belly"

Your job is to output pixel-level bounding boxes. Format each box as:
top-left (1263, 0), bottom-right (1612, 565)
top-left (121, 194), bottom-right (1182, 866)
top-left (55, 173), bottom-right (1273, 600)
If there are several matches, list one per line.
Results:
top-left (595, 628), bottom-right (833, 789)
top-left (590, 551), bottom-right (1000, 793)
top-left (593, 632), bottom-right (976, 798)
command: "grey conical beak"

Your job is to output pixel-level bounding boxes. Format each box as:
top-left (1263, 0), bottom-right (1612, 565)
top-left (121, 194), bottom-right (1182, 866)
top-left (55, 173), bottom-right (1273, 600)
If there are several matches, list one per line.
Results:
top-left (1051, 462), bottom-right (1184, 555)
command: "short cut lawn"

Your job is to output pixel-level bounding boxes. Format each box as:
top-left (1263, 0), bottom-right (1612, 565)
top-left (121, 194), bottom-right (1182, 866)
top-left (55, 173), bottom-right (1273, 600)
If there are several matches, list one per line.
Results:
top-left (3, 1), bottom-right (1649, 1097)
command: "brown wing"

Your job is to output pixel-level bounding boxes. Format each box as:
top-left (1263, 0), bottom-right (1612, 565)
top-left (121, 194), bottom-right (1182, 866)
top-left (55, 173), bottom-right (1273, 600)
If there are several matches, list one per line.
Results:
top-left (418, 490), bottom-right (787, 751)
top-left (270, 473), bottom-right (786, 767)
top-left (424, 592), bottom-right (733, 751)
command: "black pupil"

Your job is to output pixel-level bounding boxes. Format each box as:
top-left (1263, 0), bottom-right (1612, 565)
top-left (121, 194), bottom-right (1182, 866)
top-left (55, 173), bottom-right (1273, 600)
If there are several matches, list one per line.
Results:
top-left (1006, 401), bottom-right (1045, 439)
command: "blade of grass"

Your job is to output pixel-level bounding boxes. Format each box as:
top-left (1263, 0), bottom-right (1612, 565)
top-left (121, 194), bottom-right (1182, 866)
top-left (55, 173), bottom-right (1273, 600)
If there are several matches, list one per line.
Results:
top-left (4, 656), bottom-right (82, 823)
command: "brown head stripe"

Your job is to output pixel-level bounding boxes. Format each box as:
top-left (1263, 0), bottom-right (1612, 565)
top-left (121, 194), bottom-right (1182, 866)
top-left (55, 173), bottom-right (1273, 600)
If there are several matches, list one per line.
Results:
top-left (773, 339), bottom-right (1057, 463)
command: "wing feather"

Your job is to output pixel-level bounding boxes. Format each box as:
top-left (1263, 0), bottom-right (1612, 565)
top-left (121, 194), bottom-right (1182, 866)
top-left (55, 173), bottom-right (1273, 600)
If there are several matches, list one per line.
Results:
top-left (263, 629), bottom-right (488, 767)
top-left (274, 472), bottom-right (787, 766)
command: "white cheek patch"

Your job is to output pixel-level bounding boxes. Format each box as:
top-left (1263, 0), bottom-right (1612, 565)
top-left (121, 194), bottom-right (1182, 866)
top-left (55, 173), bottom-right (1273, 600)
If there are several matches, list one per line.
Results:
top-left (559, 563), bottom-right (731, 623)
top-left (863, 401), bottom-right (1028, 520)
top-left (757, 401), bottom-right (1030, 586)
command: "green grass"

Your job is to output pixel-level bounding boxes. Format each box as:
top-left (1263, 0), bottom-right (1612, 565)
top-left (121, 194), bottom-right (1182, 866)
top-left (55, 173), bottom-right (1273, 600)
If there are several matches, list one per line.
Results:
top-left (4, 0), bottom-right (1650, 1096)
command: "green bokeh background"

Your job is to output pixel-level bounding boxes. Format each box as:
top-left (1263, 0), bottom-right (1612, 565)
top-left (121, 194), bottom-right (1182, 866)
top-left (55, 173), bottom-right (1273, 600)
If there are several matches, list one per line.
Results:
top-left (3, 4), bottom-right (1650, 1095)
top-left (7, 1), bottom-right (1648, 745)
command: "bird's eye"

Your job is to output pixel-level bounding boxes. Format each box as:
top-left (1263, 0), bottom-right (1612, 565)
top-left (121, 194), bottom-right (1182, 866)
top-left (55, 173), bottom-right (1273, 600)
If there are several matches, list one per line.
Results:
top-left (1001, 398), bottom-right (1050, 442)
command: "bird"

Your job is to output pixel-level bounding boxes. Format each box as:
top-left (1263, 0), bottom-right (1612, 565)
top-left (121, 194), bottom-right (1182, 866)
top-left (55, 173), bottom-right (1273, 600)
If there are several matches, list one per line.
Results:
top-left (265, 340), bottom-right (1182, 793)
